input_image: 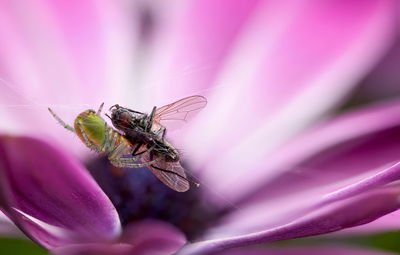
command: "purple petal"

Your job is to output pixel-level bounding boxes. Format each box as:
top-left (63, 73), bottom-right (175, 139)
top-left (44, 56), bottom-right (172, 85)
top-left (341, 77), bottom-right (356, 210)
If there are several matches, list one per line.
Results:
top-left (0, 211), bottom-right (22, 236)
top-left (208, 100), bottom-right (400, 236)
top-left (335, 210), bottom-right (400, 235)
top-left (182, 0), bottom-right (398, 200)
top-left (216, 247), bottom-right (396, 255)
top-left (183, 101), bottom-right (400, 252)
top-left (51, 244), bottom-right (133, 255)
top-left (180, 185), bottom-right (400, 255)
top-left (219, 98), bottom-right (400, 206)
top-left (52, 220), bottom-right (186, 255)
top-left (249, 101), bottom-right (400, 206)
top-left (0, 135), bottom-right (121, 249)
top-left (353, 38), bottom-right (400, 102)
top-left (121, 220), bottom-right (186, 255)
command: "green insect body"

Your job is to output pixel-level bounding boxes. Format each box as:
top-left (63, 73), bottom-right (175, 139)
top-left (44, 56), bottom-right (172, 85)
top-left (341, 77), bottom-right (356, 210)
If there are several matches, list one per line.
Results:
top-left (48, 103), bottom-right (159, 169)
top-left (74, 110), bottom-right (107, 152)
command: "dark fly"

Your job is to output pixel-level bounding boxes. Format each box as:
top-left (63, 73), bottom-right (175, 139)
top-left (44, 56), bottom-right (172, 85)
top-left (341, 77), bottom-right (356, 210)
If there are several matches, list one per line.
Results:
top-left (109, 95), bottom-right (207, 192)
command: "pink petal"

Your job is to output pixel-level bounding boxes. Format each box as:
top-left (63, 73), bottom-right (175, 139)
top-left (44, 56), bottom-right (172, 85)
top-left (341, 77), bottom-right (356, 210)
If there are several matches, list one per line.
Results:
top-left (180, 100), bottom-right (400, 253)
top-left (51, 243), bottom-right (133, 255)
top-left (182, 0), bottom-right (398, 201)
top-left (353, 38), bottom-right (400, 102)
top-left (336, 210), bottom-right (400, 235)
top-left (52, 220), bottom-right (186, 255)
top-left (214, 162), bottom-right (400, 238)
top-left (138, 0), bottom-right (261, 105)
top-left (180, 185), bottom-right (400, 254)
top-left (215, 247), bottom-right (396, 255)
top-left (212, 96), bottom-right (400, 207)
top-left (121, 220), bottom-right (186, 255)
top-left (209, 100), bottom-right (400, 236)
top-left (0, 211), bottom-right (22, 236)
top-left (239, 100), bottom-right (400, 204)
top-left (0, 135), bottom-right (121, 249)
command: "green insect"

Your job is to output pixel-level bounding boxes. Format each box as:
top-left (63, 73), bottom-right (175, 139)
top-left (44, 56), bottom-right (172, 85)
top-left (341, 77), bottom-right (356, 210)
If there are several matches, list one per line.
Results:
top-left (48, 103), bottom-right (193, 192)
top-left (48, 103), bottom-right (159, 169)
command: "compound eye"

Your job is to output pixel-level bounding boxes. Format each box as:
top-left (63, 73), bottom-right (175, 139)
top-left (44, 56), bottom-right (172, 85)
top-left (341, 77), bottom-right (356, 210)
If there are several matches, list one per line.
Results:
top-left (88, 109), bottom-right (96, 114)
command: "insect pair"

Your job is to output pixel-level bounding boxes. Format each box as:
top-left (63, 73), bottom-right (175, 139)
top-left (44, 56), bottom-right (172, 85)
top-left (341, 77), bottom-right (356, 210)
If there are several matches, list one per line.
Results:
top-left (48, 96), bottom-right (207, 192)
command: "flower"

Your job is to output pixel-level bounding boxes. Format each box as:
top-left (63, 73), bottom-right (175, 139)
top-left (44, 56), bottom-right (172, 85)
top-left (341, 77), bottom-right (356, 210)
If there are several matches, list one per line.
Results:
top-left (0, 0), bottom-right (400, 254)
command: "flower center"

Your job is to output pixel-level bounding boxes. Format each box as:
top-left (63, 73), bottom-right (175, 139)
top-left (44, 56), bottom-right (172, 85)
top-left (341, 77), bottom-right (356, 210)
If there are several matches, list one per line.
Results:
top-left (86, 156), bottom-right (224, 240)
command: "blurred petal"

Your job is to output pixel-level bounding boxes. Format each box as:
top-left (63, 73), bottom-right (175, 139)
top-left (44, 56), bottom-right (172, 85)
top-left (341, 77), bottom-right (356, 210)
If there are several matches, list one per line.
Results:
top-left (216, 247), bottom-right (396, 255)
top-left (184, 0), bottom-right (398, 202)
top-left (214, 96), bottom-right (400, 208)
top-left (212, 100), bottom-right (400, 235)
top-left (52, 243), bottom-right (132, 255)
top-left (243, 100), bottom-right (400, 204)
top-left (0, 0), bottom-right (137, 156)
top-left (336, 210), bottom-right (400, 235)
top-left (139, 0), bottom-right (260, 103)
top-left (180, 185), bottom-right (400, 255)
top-left (183, 101), bottom-right (400, 253)
top-left (351, 37), bottom-right (400, 103)
top-left (0, 135), bottom-right (121, 249)
top-left (0, 211), bottom-right (22, 236)
top-left (52, 220), bottom-right (186, 255)
top-left (121, 220), bottom-right (186, 255)
top-left (213, 162), bottom-right (400, 238)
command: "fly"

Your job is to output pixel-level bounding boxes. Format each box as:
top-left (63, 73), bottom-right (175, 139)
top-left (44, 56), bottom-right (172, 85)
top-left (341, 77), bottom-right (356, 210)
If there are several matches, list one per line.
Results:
top-left (108, 95), bottom-right (207, 192)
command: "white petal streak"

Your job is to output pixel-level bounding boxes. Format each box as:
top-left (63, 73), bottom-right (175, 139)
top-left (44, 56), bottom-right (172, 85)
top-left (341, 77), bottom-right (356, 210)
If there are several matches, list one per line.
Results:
top-left (185, 1), bottom-right (303, 168)
top-left (12, 208), bottom-right (70, 240)
top-left (197, 0), bottom-right (397, 201)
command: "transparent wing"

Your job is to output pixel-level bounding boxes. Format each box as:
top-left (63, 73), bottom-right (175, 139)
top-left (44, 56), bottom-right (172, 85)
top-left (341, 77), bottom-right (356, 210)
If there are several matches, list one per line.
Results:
top-left (154, 95), bottom-right (207, 129)
top-left (143, 155), bottom-right (190, 192)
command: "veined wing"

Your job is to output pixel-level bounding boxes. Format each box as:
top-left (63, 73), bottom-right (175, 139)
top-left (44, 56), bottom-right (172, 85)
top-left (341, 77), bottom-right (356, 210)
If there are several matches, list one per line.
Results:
top-left (153, 95), bottom-right (207, 130)
top-left (144, 154), bottom-right (190, 192)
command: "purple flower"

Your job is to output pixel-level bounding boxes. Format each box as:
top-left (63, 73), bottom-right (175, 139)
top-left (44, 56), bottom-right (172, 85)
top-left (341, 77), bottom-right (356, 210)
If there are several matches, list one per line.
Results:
top-left (0, 0), bottom-right (400, 254)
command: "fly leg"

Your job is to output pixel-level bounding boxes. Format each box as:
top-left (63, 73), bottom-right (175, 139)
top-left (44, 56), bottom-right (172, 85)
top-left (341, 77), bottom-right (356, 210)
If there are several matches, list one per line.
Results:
top-left (110, 148), bottom-right (161, 168)
top-left (130, 142), bottom-right (155, 160)
top-left (109, 143), bottom-right (159, 168)
top-left (154, 126), bottom-right (166, 141)
top-left (161, 127), bottom-right (166, 140)
top-left (146, 106), bottom-right (157, 132)
top-left (114, 157), bottom-right (162, 168)
top-left (131, 142), bottom-right (144, 156)
top-left (48, 108), bottom-right (75, 133)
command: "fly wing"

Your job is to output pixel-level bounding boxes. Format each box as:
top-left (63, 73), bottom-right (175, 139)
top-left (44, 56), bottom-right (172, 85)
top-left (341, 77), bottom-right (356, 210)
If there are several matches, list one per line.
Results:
top-left (144, 156), bottom-right (190, 192)
top-left (153, 95), bottom-right (207, 130)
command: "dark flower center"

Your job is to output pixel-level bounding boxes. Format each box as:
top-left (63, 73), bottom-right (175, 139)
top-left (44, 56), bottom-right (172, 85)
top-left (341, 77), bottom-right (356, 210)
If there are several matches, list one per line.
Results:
top-left (86, 156), bottom-right (225, 240)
